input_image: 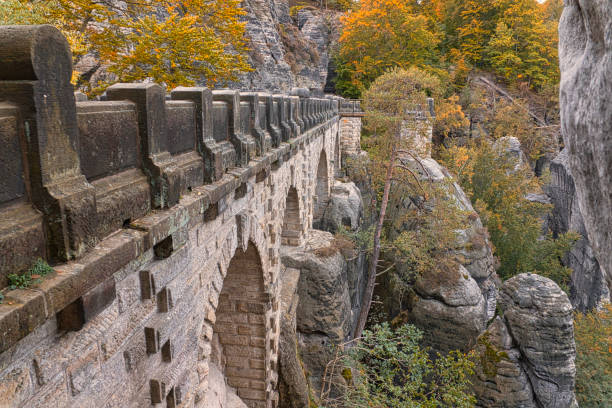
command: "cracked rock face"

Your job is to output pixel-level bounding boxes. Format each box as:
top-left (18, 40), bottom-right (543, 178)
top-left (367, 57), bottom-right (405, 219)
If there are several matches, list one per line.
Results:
top-left (473, 317), bottom-right (536, 408)
top-left (474, 275), bottom-right (577, 408)
top-left (238, 0), bottom-right (339, 92)
top-left (546, 149), bottom-right (610, 311)
top-left (559, 1), bottom-right (612, 289)
top-left (279, 230), bottom-right (367, 404)
top-left (388, 158), bottom-right (499, 331)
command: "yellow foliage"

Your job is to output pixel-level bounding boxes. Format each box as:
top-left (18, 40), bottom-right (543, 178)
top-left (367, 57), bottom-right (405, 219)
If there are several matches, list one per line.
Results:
top-left (4, 0), bottom-right (251, 94)
top-left (337, 0), bottom-right (441, 95)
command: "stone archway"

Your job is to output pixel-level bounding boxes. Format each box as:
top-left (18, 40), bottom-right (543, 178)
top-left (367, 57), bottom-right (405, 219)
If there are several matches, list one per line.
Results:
top-left (313, 150), bottom-right (329, 228)
top-left (281, 187), bottom-right (302, 247)
top-left (210, 242), bottom-right (268, 408)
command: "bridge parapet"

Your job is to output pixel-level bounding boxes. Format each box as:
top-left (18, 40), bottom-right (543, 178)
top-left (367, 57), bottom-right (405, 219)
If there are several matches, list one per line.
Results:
top-left (0, 25), bottom-right (338, 288)
top-left (0, 25), bottom-right (344, 408)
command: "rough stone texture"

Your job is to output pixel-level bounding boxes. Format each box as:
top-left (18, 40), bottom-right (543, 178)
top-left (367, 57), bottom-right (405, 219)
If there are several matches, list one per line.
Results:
top-left (546, 149), bottom-right (610, 311)
top-left (493, 136), bottom-right (526, 171)
top-left (281, 230), bottom-right (352, 342)
top-left (387, 157), bottom-right (498, 329)
top-left (238, 1), bottom-right (340, 92)
top-left (278, 228), bottom-right (367, 404)
top-left (499, 274), bottom-right (576, 408)
top-left (339, 116), bottom-right (363, 157)
top-left (0, 100), bottom-right (340, 408)
top-left (407, 263), bottom-right (487, 353)
top-left (318, 181), bottom-right (363, 233)
top-left (278, 268), bottom-right (309, 408)
top-left (473, 317), bottom-right (537, 408)
top-left (559, 1), bottom-right (612, 292)
top-left (204, 365), bottom-right (249, 408)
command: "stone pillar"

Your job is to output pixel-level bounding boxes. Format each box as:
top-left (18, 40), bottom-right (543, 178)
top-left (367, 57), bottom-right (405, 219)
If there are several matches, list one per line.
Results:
top-left (0, 25), bottom-right (96, 262)
top-left (339, 116), bottom-right (362, 156)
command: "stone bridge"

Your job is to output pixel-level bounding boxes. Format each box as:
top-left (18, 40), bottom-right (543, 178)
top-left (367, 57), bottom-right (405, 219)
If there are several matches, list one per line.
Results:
top-left (0, 25), bottom-right (360, 408)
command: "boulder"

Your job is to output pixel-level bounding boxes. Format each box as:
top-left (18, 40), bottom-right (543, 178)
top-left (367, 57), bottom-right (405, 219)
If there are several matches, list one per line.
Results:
top-left (559, 2), bottom-right (612, 290)
top-left (406, 263), bottom-right (487, 353)
top-left (278, 268), bottom-right (309, 408)
top-left (499, 274), bottom-right (576, 408)
top-left (318, 181), bottom-right (363, 233)
top-left (387, 157), bottom-right (499, 325)
top-left (281, 230), bottom-right (352, 342)
top-left (474, 275), bottom-right (578, 408)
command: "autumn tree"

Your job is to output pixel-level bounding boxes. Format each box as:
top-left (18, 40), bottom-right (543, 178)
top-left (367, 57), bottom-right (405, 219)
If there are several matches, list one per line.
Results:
top-left (2, 0), bottom-right (251, 93)
top-left (485, 0), bottom-right (559, 88)
top-left (353, 67), bottom-right (442, 339)
top-left (335, 0), bottom-right (441, 97)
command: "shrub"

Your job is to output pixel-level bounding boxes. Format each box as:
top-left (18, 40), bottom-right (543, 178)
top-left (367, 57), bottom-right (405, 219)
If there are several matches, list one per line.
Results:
top-left (320, 323), bottom-right (476, 407)
top-left (574, 304), bottom-right (612, 407)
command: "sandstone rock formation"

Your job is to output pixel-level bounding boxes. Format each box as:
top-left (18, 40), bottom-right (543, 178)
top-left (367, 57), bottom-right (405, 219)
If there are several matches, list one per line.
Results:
top-left (559, 1), bottom-right (612, 292)
top-left (473, 317), bottom-right (537, 407)
top-left (317, 181), bottom-right (363, 233)
top-left (493, 136), bottom-right (526, 171)
top-left (240, 1), bottom-right (340, 92)
top-left (546, 149), bottom-right (610, 311)
top-left (408, 263), bottom-right (487, 353)
top-left (278, 229), bottom-right (367, 406)
top-left (386, 157), bottom-right (498, 350)
top-left (474, 274), bottom-right (577, 408)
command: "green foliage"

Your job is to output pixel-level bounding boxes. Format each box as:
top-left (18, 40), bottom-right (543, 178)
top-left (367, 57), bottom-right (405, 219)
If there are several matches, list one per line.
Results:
top-left (574, 304), bottom-right (612, 407)
top-left (322, 323), bottom-right (475, 407)
top-left (6, 258), bottom-right (53, 290)
top-left (437, 140), bottom-right (578, 288)
top-left (7, 273), bottom-right (33, 290)
top-left (30, 258), bottom-right (55, 277)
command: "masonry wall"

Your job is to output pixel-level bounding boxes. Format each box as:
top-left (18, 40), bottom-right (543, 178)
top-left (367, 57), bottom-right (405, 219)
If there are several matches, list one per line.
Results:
top-left (0, 25), bottom-right (342, 408)
top-left (339, 116), bottom-right (363, 157)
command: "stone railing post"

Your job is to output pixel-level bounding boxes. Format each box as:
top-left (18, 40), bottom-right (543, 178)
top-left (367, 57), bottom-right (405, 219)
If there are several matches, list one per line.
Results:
top-left (213, 90), bottom-right (256, 167)
top-left (106, 83), bottom-right (181, 208)
top-left (264, 93), bottom-right (282, 148)
top-left (170, 87), bottom-right (224, 182)
top-left (274, 95), bottom-right (292, 142)
top-left (0, 25), bottom-right (96, 261)
top-left (241, 92), bottom-right (272, 156)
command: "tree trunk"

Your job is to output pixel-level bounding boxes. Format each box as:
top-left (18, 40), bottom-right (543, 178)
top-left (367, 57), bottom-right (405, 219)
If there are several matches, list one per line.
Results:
top-left (353, 145), bottom-right (397, 339)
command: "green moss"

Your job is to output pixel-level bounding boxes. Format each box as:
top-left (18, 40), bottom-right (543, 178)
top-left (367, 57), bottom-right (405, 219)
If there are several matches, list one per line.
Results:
top-left (478, 333), bottom-right (509, 378)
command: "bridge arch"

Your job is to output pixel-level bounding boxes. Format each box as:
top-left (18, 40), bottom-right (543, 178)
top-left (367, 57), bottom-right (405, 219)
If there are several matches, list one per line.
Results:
top-left (313, 149), bottom-right (330, 228)
top-left (210, 241), bottom-right (268, 407)
top-left (281, 186), bottom-right (302, 247)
